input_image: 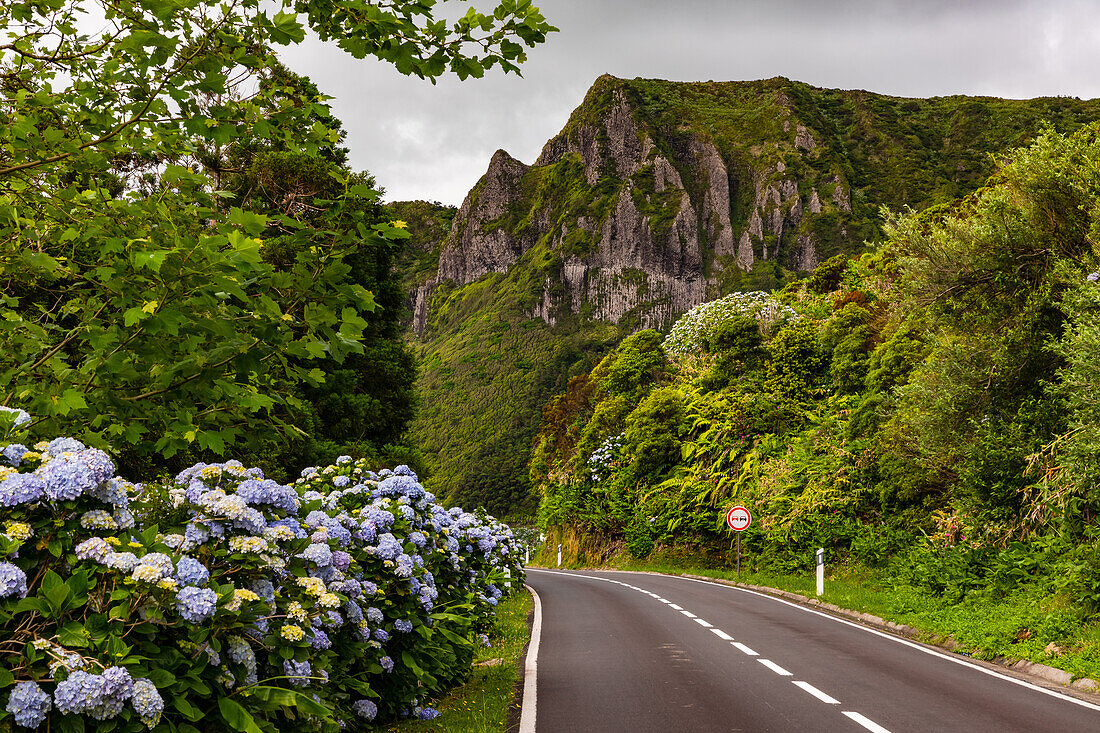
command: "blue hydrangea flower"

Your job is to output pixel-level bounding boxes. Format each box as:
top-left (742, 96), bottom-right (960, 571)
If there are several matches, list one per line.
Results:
top-left (366, 606), bottom-right (384, 624)
top-left (373, 629), bottom-right (389, 643)
top-left (353, 699), bottom-right (378, 720)
top-left (309, 628), bottom-right (331, 650)
top-left (283, 659), bottom-right (311, 687)
top-left (0, 473), bottom-right (45, 507)
top-left (228, 636), bottom-right (254, 665)
top-left (415, 706), bottom-right (440, 720)
top-left (45, 437), bottom-right (84, 455)
top-left (87, 666), bottom-right (132, 720)
top-left (175, 557), bottom-right (209, 586)
top-left (2, 443), bottom-right (28, 466)
top-left (394, 619), bottom-right (413, 633)
top-left (0, 562), bottom-right (27, 598)
top-left (332, 550), bottom-right (352, 571)
top-left (113, 507), bottom-right (135, 529)
top-left (374, 533), bottom-right (402, 561)
top-left (176, 586), bottom-right (218, 622)
top-left (131, 678), bottom-right (163, 728)
top-left (366, 506), bottom-right (394, 530)
top-left (5, 680), bottom-right (51, 727)
top-left (380, 656), bottom-right (394, 673)
top-left (237, 478), bottom-right (300, 513)
top-left (250, 578), bottom-right (275, 603)
top-left (268, 517), bottom-right (305, 538)
top-left (355, 519), bottom-right (378, 543)
top-left (91, 477), bottom-right (130, 507)
top-left (53, 670), bottom-right (104, 715)
top-left (42, 449), bottom-right (114, 501)
top-left (183, 521), bottom-right (211, 548)
top-left (299, 542), bottom-right (333, 566)
top-left (394, 554), bottom-right (414, 578)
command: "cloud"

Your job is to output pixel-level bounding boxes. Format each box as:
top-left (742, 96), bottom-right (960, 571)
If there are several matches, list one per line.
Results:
top-left (279, 0), bottom-right (1100, 205)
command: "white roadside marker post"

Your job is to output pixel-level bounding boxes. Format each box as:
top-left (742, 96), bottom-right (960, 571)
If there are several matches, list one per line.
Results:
top-left (816, 547), bottom-right (824, 596)
top-left (557, 544), bottom-right (562, 567)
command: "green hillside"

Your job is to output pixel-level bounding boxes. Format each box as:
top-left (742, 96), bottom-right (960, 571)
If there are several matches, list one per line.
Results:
top-left (399, 76), bottom-right (1100, 519)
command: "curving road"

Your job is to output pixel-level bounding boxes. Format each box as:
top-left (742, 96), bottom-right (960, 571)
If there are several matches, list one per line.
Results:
top-left (521, 569), bottom-right (1100, 732)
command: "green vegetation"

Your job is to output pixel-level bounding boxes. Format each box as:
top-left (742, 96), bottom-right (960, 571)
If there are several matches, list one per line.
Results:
top-left (532, 123), bottom-right (1100, 677)
top-left (381, 589), bottom-right (533, 732)
top-left (409, 75), bottom-right (1100, 520)
top-left (0, 0), bottom-right (554, 481)
top-left (387, 200), bottom-right (458, 296)
top-left (409, 259), bottom-right (624, 517)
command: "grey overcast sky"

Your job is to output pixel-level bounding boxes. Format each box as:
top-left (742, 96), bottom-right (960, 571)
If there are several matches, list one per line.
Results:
top-left (279, 0), bottom-right (1100, 205)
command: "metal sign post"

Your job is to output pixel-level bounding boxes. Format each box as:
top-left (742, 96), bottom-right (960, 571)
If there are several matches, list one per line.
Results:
top-left (725, 505), bottom-right (752, 577)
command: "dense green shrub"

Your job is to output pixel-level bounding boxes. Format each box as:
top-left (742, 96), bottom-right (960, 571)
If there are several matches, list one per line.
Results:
top-left (0, 415), bottom-right (523, 731)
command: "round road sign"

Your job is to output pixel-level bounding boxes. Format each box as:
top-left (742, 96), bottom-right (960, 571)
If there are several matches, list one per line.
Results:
top-left (726, 505), bottom-right (752, 532)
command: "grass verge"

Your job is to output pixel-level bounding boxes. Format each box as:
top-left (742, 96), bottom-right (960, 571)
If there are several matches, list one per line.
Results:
top-left (381, 587), bottom-right (533, 732)
top-left (548, 554), bottom-right (1100, 683)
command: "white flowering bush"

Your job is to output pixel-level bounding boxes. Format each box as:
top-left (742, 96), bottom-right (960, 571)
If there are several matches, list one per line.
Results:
top-left (663, 291), bottom-right (799, 356)
top-left (0, 419), bottom-right (524, 731)
top-left (588, 434), bottom-right (624, 483)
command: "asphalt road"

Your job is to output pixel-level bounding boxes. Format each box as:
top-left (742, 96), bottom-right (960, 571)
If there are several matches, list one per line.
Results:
top-left (523, 569), bottom-right (1100, 732)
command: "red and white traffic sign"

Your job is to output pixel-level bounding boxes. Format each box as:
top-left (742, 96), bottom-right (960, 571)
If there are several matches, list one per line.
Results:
top-left (726, 505), bottom-right (752, 532)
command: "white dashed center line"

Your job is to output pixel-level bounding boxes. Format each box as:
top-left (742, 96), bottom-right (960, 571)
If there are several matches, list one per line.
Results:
top-left (710, 629), bottom-right (734, 641)
top-left (693, 618), bottom-right (713, 628)
top-left (732, 642), bottom-right (758, 656)
top-left (758, 659), bottom-right (793, 676)
top-left (793, 680), bottom-right (840, 705)
top-left (843, 711), bottom-right (892, 733)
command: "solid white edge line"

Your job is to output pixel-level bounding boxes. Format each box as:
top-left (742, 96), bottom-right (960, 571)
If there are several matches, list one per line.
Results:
top-left (758, 659), bottom-right (793, 676)
top-left (843, 710), bottom-right (893, 733)
top-left (711, 629), bottom-right (735, 641)
top-left (793, 680), bottom-right (840, 704)
top-left (519, 583), bottom-right (542, 733)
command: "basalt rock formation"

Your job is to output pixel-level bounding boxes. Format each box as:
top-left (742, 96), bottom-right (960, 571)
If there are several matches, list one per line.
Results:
top-left (411, 75), bottom-right (1100, 334)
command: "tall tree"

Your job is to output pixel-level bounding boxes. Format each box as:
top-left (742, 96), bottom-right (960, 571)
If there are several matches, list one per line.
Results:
top-left (0, 0), bottom-right (555, 463)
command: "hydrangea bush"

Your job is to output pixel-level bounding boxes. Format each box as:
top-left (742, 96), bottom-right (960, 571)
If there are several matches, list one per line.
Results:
top-left (0, 421), bottom-right (524, 731)
top-left (662, 291), bottom-right (799, 356)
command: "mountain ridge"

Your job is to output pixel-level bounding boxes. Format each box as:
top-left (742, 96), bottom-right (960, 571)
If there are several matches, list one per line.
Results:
top-left (390, 75), bottom-right (1100, 516)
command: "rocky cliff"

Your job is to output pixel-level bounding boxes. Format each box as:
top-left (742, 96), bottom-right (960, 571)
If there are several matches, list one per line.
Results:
top-left (411, 76), bottom-right (1100, 332)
